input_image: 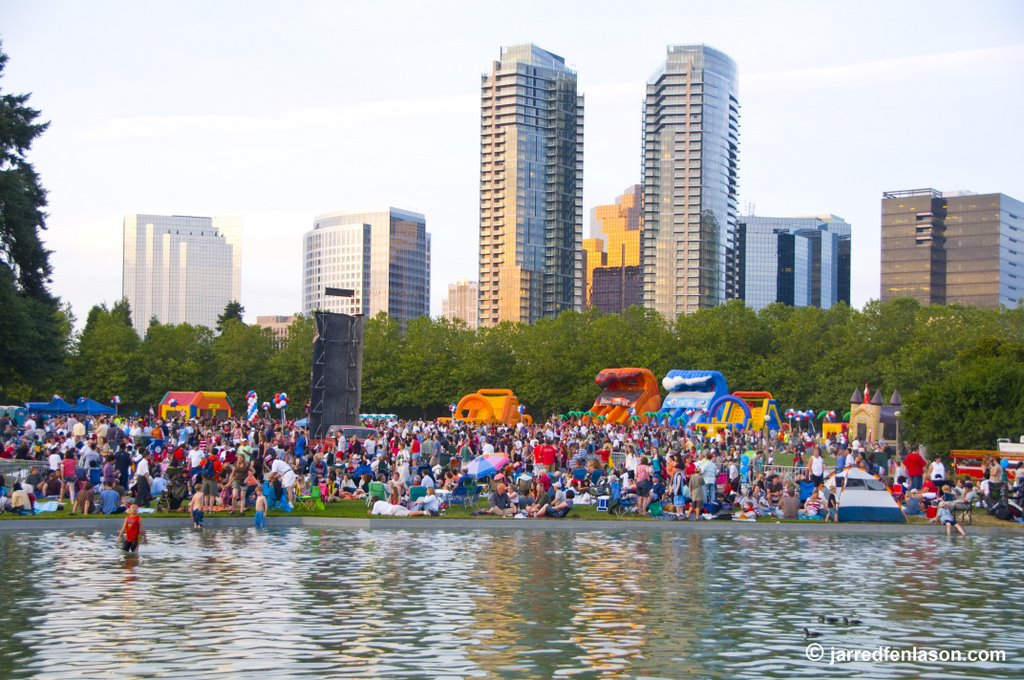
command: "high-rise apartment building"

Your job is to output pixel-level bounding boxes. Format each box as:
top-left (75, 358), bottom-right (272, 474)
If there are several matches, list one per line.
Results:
top-left (736, 215), bottom-right (851, 311)
top-left (642, 45), bottom-right (739, 319)
top-left (881, 189), bottom-right (1024, 307)
top-left (302, 208), bottom-right (430, 325)
top-left (442, 279), bottom-right (479, 329)
top-left (122, 214), bottom-right (241, 336)
top-left (585, 185), bottom-right (643, 311)
top-left (478, 43), bottom-right (584, 326)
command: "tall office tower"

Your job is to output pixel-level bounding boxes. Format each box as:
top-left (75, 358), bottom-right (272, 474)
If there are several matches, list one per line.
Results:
top-left (478, 43), bottom-right (584, 326)
top-left (442, 279), bottom-right (480, 329)
top-left (642, 45), bottom-right (739, 319)
top-left (585, 185), bottom-right (643, 310)
top-left (302, 208), bottom-right (431, 325)
top-left (735, 215), bottom-right (852, 311)
top-left (122, 214), bottom-right (242, 337)
top-left (881, 189), bottom-right (1024, 307)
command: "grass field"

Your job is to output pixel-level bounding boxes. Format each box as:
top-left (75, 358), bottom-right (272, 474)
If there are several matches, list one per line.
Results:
top-left (3, 496), bottom-right (1020, 529)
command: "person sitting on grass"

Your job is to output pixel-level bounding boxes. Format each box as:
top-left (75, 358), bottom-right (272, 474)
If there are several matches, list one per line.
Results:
top-left (72, 484), bottom-right (95, 515)
top-left (483, 483), bottom-right (516, 516)
top-left (524, 480), bottom-right (552, 517)
top-left (800, 491), bottom-right (822, 518)
top-left (535, 488), bottom-right (574, 518)
top-left (776, 489), bottom-right (800, 519)
top-left (9, 483), bottom-right (33, 515)
top-left (98, 481), bottom-right (126, 515)
top-left (408, 487), bottom-right (441, 517)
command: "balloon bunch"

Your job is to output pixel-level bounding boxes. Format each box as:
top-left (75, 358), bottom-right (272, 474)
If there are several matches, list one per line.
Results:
top-left (628, 406), bottom-right (636, 417)
top-left (518, 404), bottom-right (526, 414)
top-left (274, 392), bottom-right (289, 411)
top-left (168, 398), bottom-right (178, 408)
top-left (449, 403), bottom-right (457, 414)
top-left (111, 396), bottom-right (121, 406)
top-left (261, 401), bottom-right (270, 414)
top-left (827, 410), bottom-right (837, 422)
top-left (246, 390), bottom-right (259, 421)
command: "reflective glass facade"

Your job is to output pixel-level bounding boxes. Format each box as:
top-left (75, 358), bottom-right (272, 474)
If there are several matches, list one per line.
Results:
top-left (478, 44), bottom-right (584, 326)
top-left (302, 208), bottom-right (430, 325)
top-left (122, 214), bottom-right (242, 336)
top-left (585, 184), bottom-right (642, 307)
top-left (591, 265), bottom-right (642, 313)
top-left (881, 190), bottom-right (1023, 307)
top-left (642, 45), bottom-right (739, 319)
top-left (736, 215), bottom-right (851, 311)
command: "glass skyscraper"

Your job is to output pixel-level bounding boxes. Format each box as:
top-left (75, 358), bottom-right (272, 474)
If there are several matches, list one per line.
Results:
top-left (736, 215), bottom-right (851, 311)
top-left (122, 214), bottom-right (242, 336)
top-left (642, 45), bottom-right (739, 319)
top-left (302, 208), bottom-right (430, 325)
top-left (478, 44), bottom-right (584, 326)
top-left (881, 189), bottom-right (1024, 307)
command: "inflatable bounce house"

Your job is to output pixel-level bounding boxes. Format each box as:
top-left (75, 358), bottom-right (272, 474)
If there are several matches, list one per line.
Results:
top-left (824, 466), bottom-right (906, 523)
top-left (692, 390), bottom-right (785, 436)
top-left (656, 370), bottom-right (730, 428)
top-left (159, 391), bottom-right (233, 420)
top-left (589, 368), bottom-right (661, 424)
top-left (451, 389), bottom-right (532, 425)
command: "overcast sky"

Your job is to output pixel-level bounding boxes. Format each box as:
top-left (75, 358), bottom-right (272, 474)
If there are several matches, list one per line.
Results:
top-left (2, 0), bottom-right (1022, 325)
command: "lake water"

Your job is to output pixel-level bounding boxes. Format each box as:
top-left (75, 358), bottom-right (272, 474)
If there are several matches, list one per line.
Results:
top-left (0, 526), bottom-right (1020, 678)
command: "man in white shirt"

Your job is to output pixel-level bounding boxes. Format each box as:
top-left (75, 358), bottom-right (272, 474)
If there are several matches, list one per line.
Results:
top-left (270, 455), bottom-right (296, 502)
top-left (810, 449), bottom-right (825, 485)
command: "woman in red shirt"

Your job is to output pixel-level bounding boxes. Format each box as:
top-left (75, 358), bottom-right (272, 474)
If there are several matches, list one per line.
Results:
top-left (60, 451), bottom-right (78, 504)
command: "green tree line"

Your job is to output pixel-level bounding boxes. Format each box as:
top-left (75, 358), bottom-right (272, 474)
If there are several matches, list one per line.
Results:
top-left (4, 297), bottom-right (1023, 455)
top-left (361, 300), bottom-right (1024, 454)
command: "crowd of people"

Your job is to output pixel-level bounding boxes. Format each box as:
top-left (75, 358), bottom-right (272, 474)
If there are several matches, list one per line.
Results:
top-left (0, 409), bottom-right (1018, 533)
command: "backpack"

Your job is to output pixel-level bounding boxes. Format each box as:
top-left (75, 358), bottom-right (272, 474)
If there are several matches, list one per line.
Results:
top-left (201, 456), bottom-right (216, 479)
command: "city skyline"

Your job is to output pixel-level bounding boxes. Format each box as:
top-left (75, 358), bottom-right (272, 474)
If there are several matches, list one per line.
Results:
top-left (2, 1), bottom-right (1022, 326)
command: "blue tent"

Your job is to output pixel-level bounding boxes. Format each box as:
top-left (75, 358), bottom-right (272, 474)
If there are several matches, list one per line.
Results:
top-left (24, 397), bottom-right (74, 414)
top-left (67, 398), bottom-right (116, 416)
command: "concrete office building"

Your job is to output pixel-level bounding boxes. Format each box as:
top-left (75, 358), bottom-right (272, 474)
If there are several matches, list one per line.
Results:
top-left (478, 43), bottom-right (584, 326)
top-left (122, 214), bottom-right (242, 337)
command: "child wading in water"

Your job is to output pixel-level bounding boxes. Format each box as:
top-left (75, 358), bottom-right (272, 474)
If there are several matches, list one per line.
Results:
top-left (254, 486), bottom-right (267, 529)
top-left (189, 490), bottom-right (205, 529)
top-left (116, 504), bottom-right (147, 552)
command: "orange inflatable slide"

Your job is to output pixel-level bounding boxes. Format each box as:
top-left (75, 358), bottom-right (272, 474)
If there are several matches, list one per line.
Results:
top-left (590, 368), bottom-right (662, 424)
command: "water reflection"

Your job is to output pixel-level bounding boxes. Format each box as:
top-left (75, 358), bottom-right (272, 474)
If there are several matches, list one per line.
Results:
top-left (0, 528), bottom-right (1020, 678)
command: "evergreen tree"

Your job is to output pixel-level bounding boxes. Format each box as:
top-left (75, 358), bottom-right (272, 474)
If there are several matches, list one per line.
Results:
top-left (0, 43), bottom-right (65, 399)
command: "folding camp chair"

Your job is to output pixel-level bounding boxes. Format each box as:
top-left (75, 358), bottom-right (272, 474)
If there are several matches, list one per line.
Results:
top-left (365, 481), bottom-right (388, 509)
top-left (408, 485), bottom-right (427, 507)
top-left (449, 483), bottom-right (480, 508)
top-left (954, 490), bottom-right (976, 525)
top-left (295, 484), bottom-right (316, 511)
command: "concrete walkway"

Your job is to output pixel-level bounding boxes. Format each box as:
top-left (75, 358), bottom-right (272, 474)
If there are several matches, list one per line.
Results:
top-left (1, 515), bottom-right (1020, 536)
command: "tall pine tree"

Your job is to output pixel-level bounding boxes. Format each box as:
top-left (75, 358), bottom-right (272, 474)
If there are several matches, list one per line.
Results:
top-left (0, 42), bottom-right (65, 399)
